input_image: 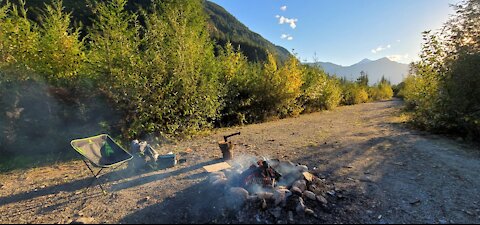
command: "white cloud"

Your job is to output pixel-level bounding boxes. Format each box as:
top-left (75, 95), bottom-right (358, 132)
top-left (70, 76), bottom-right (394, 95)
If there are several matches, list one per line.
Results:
top-left (280, 5), bottom-right (287, 11)
top-left (277, 15), bottom-right (298, 29)
top-left (387, 54), bottom-right (410, 62)
top-left (281, 34), bottom-right (294, 41)
top-left (371, 44), bottom-right (391, 54)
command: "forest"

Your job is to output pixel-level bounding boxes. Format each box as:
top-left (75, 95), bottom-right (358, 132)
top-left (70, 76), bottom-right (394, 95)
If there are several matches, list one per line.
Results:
top-left (0, 0), bottom-right (394, 166)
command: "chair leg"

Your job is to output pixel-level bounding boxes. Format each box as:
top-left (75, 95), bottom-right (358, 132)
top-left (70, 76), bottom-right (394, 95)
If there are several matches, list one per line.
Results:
top-left (81, 159), bottom-right (130, 195)
top-left (83, 160), bottom-right (107, 195)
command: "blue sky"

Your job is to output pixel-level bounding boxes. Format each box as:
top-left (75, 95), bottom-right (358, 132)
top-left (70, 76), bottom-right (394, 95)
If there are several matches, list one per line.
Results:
top-left (209, 0), bottom-right (459, 66)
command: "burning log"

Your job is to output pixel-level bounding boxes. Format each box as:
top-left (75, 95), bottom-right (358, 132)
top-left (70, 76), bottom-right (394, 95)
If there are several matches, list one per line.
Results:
top-left (239, 160), bottom-right (282, 190)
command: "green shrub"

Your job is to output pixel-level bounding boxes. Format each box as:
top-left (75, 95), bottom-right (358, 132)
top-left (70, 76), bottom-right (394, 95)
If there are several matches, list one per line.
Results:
top-left (217, 42), bottom-right (256, 126)
top-left (34, 0), bottom-right (86, 87)
top-left (369, 81), bottom-right (394, 101)
top-left (301, 66), bottom-right (342, 112)
top-left (0, 0), bottom-right (39, 73)
top-left (399, 0), bottom-right (480, 139)
top-left (342, 83), bottom-right (369, 105)
top-left (249, 53), bottom-right (303, 120)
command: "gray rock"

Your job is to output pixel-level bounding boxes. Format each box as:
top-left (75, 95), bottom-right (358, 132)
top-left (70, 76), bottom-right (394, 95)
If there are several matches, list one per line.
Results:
top-left (305, 208), bottom-right (316, 217)
top-left (248, 195), bottom-right (260, 202)
top-left (209, 173), bottom-right (226, 184)
top-left (290, 186), bottom-right (303, 196)
top-left (210, 171), bottom-right (226, 178)
top-left (327, 190), bottom-right (336, 196)
top-left (296, 197), bottom-right (305, 214)
top-left (359, 176), bottom-right (374, 183)
top-left (256, 192), bottom-right (274, 201)
top-left (316, 195), bottom-right (328, 205)
top-left (293, 180), bottom-right (307, 192)
top-left (303, 191), bottom-right (316, 201)
top-left (229, 187), bottom-right (249, 203)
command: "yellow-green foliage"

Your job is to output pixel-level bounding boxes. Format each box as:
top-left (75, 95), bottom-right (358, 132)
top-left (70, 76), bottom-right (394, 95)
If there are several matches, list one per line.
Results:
top-left (0, 0), bottom-right (39, 78)
top-left (252, 53), bottom-right (303, 119)
top-left (35, 0), bottom-right (85, 86)
top-left (369, 81), bottom-right (394, 101)
top-left (218, 42), bottom-right (256, 125)
top-left (342, 83), bottom-right (369, 105)
top-left (301, 66), bottom-right (342, 111)
top-left (278, 55), bottom-right (303, 115)
top-left (0, 0), bottom-right (410, 141)
top-left (399, 0), bottom-right (480, 138)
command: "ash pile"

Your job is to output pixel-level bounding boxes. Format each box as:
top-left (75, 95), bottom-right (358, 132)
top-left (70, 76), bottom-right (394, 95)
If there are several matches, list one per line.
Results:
top-left (208, 158), bottom-right (346, 224)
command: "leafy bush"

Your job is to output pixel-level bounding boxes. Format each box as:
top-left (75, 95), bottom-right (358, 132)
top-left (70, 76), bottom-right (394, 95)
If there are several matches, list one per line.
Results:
top-left (399, 0), bottom-right (480, 138)
top-left (0, 0), bottom-right (39, 73)
top-left (369, 77), bottom-right (394, 101)
top-left (34, 0), bottom-right (86, 87)
top-left (217, 42), bottom-right (257, 126)
top-left (301, 66), bottom-right (342, 112)
top-left (342, 83), bottom-right (369, 105)
top-left (249, 53), bottom-right (303, 120)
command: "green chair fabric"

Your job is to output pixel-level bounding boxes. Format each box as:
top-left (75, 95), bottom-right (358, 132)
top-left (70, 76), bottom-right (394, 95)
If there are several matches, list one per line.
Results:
top-left (71, 134), bottom-right (133, 168)
top-left (71, 134), bottom-right (133, 194)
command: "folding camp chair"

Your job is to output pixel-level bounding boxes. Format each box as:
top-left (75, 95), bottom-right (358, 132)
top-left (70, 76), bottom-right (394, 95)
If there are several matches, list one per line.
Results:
top-left (71, 134), bottom-right (133, 194)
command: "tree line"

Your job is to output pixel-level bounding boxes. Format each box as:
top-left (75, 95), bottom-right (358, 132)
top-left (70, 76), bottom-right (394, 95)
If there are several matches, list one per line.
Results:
top-left (0, 0), bottom-right (394, 143)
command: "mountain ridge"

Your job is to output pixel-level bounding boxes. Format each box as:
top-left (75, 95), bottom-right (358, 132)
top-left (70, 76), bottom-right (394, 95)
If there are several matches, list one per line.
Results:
top-left (307, 57), bottom-right (410, 85)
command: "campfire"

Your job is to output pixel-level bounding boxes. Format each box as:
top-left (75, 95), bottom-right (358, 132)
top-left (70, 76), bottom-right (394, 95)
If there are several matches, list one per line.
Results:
top-left (208, 158), bottom-right (339, 223)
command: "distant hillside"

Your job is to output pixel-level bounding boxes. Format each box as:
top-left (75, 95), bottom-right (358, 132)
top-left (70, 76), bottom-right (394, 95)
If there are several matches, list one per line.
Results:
top-left (19, 0), bottom-right (291, 63)
top-left (308, 58), bottom-right (410, 85)
top-left (205, 1), bottom-right (291, 62)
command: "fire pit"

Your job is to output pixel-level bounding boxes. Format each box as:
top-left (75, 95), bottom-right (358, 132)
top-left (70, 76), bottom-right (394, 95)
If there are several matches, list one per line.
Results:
top-left (208, 158), bottom-right (340, 223)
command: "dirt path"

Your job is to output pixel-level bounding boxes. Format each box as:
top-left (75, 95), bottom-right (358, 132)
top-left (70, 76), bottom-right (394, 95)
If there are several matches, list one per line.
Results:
top-left (1, 100), bottom-right (479, 224)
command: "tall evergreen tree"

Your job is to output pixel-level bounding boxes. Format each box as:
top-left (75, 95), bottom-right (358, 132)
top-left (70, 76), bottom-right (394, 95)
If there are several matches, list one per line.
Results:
top-left (357, 71), bottom-right (369, 86)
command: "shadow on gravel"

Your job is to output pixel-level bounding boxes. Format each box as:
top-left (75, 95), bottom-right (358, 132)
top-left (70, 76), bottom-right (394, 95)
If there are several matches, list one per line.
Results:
top-left (0, 159), bottom-right (223, 210)
top-left (120, 180), bottom-right (231, 224)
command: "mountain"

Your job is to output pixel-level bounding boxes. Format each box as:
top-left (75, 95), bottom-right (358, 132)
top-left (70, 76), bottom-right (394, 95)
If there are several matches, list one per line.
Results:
top-left (205, 1), bottom-right (291, 62)
top-left (309, 58), bottom-right (410, 85)
top-left (356, 58), bottom-right (373, 65)
top-left (20, 0), bottom-right (291, 63)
